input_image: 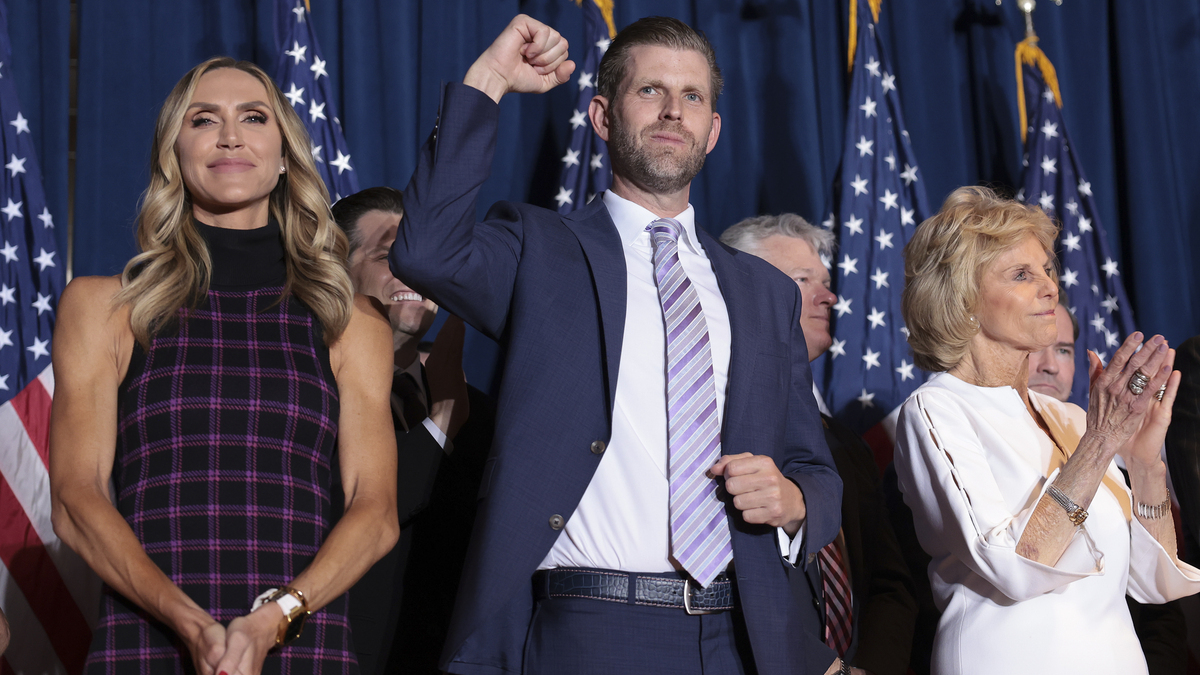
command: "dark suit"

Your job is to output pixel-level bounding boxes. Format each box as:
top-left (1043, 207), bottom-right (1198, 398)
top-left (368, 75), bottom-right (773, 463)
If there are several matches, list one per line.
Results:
top-left (391, 83), bottom-right (842, 675)
top-left (815, 415), bottom-right (917, 675)
top-left (343, 376), bottom-right (495, 675)
top-left (1167, 335), bottom-right (1200, 565)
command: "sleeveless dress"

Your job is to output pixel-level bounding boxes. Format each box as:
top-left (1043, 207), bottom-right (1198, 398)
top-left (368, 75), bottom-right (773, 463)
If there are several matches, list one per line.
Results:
top-left (85, 221), bottom-right (358, 674)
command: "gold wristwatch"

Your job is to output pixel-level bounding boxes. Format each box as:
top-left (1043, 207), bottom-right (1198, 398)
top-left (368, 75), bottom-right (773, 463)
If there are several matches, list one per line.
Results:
top-left (252, 586), bottom-right (310, 646)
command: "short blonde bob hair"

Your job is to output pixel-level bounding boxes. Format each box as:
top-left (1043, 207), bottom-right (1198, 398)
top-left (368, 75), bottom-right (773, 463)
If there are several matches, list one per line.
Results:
top-left (116, 57), bottom-right (353, 347)
top-left (902, 186), bottom-right (1058, 372)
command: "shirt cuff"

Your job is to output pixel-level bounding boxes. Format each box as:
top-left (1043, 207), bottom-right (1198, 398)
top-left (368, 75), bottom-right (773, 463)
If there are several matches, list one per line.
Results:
top-left (777, 523), bottom-right (806, 565)
top-left (421, 417), bottom-right (452, 454)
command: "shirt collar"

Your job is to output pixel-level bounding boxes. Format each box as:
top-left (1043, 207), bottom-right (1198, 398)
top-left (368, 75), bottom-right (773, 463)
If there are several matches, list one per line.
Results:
top-left (394, 358), bottom-right (427, 401)
top-left (602, 190), bottom-right (702, 255)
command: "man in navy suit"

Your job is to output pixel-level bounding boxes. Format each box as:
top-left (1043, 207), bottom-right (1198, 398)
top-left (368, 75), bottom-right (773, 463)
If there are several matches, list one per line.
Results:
top-left (391, 14), bottom-right (842, 675)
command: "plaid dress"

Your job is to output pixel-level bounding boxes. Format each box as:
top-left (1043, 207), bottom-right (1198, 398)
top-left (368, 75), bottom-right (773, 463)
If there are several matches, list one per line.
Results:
top-left (85, 221), bottom-right (357, 674)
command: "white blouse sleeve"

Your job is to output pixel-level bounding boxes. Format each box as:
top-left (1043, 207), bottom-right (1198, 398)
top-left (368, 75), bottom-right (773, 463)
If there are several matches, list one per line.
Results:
top-left (894, 390), bottom-right (1101, 602)
top-left (1126, 514), bottom-right (1200, 603)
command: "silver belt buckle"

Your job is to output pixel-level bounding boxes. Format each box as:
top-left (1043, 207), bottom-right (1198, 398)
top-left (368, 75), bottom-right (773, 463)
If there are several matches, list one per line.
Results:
top-left (683, 579), bottom-right (717, 615)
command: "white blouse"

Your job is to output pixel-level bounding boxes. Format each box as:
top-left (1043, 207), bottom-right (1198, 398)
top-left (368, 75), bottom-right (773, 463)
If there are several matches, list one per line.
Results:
top-left (894, 372), bottom-right (1200, 675)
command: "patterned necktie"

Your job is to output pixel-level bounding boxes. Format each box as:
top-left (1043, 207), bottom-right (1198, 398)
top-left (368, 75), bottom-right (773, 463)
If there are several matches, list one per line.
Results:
top-left (648, 217), bottom-right (733, 588)
top-left (392, 371), bottom-right (427, 433)
top-left (819, 535), bottom-right (853, 656)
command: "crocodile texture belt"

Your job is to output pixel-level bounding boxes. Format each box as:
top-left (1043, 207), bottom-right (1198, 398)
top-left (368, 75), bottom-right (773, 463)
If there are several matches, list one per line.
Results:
top-left (533, 567), bottom-right (734, 615)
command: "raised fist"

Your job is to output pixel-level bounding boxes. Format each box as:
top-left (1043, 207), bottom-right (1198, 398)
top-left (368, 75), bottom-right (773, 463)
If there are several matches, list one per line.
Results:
top-left (464, 14), bottom-right (576, 103)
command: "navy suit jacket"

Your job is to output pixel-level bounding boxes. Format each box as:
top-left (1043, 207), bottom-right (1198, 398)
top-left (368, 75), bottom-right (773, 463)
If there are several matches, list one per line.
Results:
top-left (392, 83), bottom-right (842, 675)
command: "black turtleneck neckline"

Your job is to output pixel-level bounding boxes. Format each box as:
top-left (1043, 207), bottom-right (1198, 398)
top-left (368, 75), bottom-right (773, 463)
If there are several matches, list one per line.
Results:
top-left (195, 219), bottom-right (287, 290)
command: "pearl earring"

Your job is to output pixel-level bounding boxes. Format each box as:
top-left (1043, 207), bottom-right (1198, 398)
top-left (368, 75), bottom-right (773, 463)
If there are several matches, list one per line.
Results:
top-left (279, 166), bottom-right (287, 174)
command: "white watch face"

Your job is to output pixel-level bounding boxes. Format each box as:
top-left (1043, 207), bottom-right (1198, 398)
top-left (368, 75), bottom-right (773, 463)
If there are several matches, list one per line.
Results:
top-left (275, 593), bottom-right (303, 616)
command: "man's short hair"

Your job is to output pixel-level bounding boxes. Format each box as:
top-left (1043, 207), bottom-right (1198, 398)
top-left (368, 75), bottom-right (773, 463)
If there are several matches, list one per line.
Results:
top-left (597, 16), bottom-right (724, 106)
top-left (719, 213), bottom-right (835, 260)
top-left (1059, 297), bottom-right (1080, 341)
top-left (330, 186), bottom-right (405, 253)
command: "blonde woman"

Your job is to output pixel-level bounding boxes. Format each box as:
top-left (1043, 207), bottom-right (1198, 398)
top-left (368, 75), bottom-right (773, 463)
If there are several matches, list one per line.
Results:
top-left (894, 186), bottom-right (1200, 674)
top-left (49, 58), bottom-right (398, 675)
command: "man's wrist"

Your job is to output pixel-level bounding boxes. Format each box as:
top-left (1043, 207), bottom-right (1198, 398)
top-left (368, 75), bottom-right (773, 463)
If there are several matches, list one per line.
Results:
top-left (463, 63), bottom-right (508, 104)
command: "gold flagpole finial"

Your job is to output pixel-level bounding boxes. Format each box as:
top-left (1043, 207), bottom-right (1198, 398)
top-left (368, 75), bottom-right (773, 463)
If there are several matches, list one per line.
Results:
top-left (575, 0), bottom-right (617, 39)
top-left (847, 0), bottom-right (882, 72)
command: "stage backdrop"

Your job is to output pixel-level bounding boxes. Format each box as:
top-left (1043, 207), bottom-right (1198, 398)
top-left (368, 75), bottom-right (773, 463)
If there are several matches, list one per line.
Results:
top-left (12, 0), bottom-right (1200, 392)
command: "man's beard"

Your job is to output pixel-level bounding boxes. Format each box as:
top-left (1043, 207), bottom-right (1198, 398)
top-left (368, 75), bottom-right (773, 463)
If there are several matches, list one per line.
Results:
top-left (608, 111), bottom-right (707, 195)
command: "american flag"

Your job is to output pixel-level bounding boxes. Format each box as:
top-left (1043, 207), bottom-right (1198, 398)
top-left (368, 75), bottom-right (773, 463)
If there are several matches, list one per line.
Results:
top-left (821, 0), bottom-right (930, 458)
top-left (273, 0), bottom-right (358, 202)
top-left (1016, 38), bottom-right (1134, 407)
top-left (554, 0), bottom-right (615, 214)
top-left (0, 0), bottom-right (99, 672)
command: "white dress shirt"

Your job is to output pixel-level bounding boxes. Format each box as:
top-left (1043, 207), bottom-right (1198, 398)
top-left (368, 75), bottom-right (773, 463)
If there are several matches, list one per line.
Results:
top-left (394, 359), bottom-right (449, 451)
top-left (539, 190), bottom-right (801, 574)
top-left (894, 372), bottom-right (1200, 675)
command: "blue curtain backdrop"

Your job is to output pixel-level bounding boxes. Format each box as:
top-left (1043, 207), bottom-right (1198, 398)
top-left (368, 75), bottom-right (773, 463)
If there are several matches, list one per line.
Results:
top-left (11, 0), bottom-right (1200, 391)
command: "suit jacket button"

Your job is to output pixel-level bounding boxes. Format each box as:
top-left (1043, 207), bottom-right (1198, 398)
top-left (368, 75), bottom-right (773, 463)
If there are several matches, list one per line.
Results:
top-left (549, 514), bottom-right (565, 530)
top-left (812, 596), bottom-right (821, 610)
top-left (806, 552), bottom-right (817, 565)
top-left (590, 440), bottom-right (606, 455)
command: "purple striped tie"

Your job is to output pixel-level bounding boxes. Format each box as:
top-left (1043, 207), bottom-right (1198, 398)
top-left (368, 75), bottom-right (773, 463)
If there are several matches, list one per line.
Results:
top-left (648, 218), bottom-right (733, 588)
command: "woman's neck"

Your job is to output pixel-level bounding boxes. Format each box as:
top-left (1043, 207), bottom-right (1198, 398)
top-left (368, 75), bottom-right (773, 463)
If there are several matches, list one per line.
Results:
top-left (950, 339), bottom-right (1033, 406)
top-left (192, 199), bottom-right (271, 231)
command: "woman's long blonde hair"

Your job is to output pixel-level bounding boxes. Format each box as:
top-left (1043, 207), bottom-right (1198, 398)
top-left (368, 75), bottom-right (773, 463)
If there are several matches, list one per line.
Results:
top-left (116, 57), bottom-right (353, 347)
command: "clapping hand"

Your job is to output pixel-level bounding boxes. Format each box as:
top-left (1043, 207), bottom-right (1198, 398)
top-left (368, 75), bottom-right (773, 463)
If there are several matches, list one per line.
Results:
top-left (1085, 332), bottom-right (1177, 463)
top-left (464, 14), bottom-right (575, 103)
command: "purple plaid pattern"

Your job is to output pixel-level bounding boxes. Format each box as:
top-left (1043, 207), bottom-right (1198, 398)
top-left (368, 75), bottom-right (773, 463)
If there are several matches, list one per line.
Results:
top-left (648, 218), bottom-right (733, 588)
top-left (85, 286), bottom-right (355, 675)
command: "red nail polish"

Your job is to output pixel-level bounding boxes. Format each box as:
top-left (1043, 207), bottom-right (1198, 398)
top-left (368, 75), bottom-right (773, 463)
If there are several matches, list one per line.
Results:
top-left (219, 671), bottom-right (228, 675)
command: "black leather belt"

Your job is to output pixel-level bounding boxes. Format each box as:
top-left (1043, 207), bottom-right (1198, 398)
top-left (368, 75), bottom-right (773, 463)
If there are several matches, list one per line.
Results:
top-left (533, 567), bottom-right (734, 615)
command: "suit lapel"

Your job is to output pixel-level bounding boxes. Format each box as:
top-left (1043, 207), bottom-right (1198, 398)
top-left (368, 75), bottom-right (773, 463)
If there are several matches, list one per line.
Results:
top-left (562, 200), bottom-right (627, 415)
top-left (697, 229), bottom-right (754, 455)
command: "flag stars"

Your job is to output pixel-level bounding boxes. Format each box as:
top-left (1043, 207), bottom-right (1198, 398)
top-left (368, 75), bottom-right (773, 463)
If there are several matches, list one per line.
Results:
top-left (284, 83), bottom-right (305, 107)
top-left (821, 213), bottom-right (836, 230)
top-left (1, 199), bottom-right (20, 222)
top-left (1102, 257), bottom-right (1120, 278)
top-left (884, 152), bottom-right (896, 171)
top-left (590, 154), bottom-right (604, 171)
top-left (310, 56), bottom-right (328, 80)
top-left (311, 143), bottom-right (324, 163)
top-left (865, 57), bottom-right (881, 77)
top-left (860, 96), bottom-right (877, 118)
top-left (879, 189), bottom-right (898, 211)
top-left (577, 72), bottom-right (595, 91)
top-left (1040, 156), bottom-right (1057, 175)
top-left (1041, 121), bottom-right (1059, 139)
top-left (1061, 268), bottom-right (1079, 288)
top-left (330, 150), bottom-right (353, 175)
top-left (0, 328), bottom-right (11, 349)
top-left (851, 174), bottom-right (869, 196)
top-left (0, 241), bottom-right (15, 262)
top-left (561, 148), bottom-right (581, 167)
top-left (309, 100), bottom-right (326, 123)
top-left (596, 37), bottom-right (611, 53)
top-left (900, 206), bottom-right (915, 226)
top-left (837, 254), bottom-right (859, 276)
top-left (1038, 191), bottom-right (1055, 210)
top-left (857, 388), bottom-right (876, 408)
top-left (5, 154), bottom-right (25, 177)
top-left (896, 359), bottom-right (915, 381)
top-left (900, 164), bottom-right (918, 185)
top-left (32, 248), bottom-right (55, 271)
top-left (1043, 88), bottom-right (1055, 103)
top-left (1078, 216), bottom-right (1093, 233)
top-left (0, 284), bottom-right (12, 304)
top-left (555, 186), bottom-right (573, 208)
top-left (1104, 328), bottom-right (1119, 348)
top-left (1078, 180), bottom-right (1092, 197)
top-left (867, 307), bottom-right (887, 329)
top-left (32, 292), bottom-right (53, 315)
top-left (1062, 232), bottom-right (1081, 252)
top-left (843, 214), bottom-right (863, 235)
top-left (26, 336), bottom-right (49, 360)
top-left (569, 109), bottom-right (588, 130)
top-left (833, 295), bottom-right (853, 317)
top-left (1091, 283), bottom-right (1100, 296)
top-left (870, 268), bottom-right (890, 289)
top-left (829, 338), bottom-right (847, 358)
top-left (1065, 199), bottom-right (1079, 215)
top-left (1101, 294), bottom-right (1119, 314)
top-left (856, 136), bottom-right (874, 157)
top-left (9, 112), bottom-right (29, 135)
top-left (1090, 313), bottom-right (1106, 333)
top-left (881, 72), bottom-right (896, 93)
top-left (875, 230), bottom-right (894, 250)
top-left (292, 4), bottom-right (305, 22)
top-left (862, 348), bottom-right (881, 370)
top-left (284, 41), bottom-right (307, 64)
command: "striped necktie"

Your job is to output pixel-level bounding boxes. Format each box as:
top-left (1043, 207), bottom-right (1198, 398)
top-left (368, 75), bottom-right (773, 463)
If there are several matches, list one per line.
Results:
top-left (648, 217), bottom-right (733, 588)
top-left (819, 535), bottom-right (853, 656)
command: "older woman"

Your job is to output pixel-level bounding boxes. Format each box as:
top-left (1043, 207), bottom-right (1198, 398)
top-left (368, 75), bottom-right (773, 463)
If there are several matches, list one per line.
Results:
top-left (49, 58), bottom-right (398, 675)
top-left (894, 186), bottom-right (1200, 674)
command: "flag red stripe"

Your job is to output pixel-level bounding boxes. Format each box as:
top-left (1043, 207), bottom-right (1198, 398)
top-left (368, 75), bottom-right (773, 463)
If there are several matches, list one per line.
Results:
top-left (863, 421), bottom-right (894, 474)
top-left (10, 378), bottom-right (51, 469)
top-left (0, 473), bottom-right (90, 675)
